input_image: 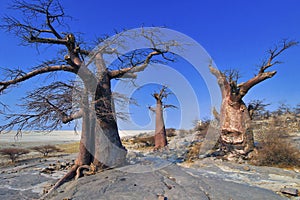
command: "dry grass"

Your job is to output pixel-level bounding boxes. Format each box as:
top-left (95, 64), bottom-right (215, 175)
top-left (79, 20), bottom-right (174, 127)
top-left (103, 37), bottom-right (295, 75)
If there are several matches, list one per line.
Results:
top-left (56, 142), bottom-right (79, 154)
top-left (166, 128), bottom-right (177, 137)
top-left (186, 142), bottom-right (202, 162)
top-left (251, 129), bottom-right (300, 168)
top-left (128, 136), bottom-right (155, 148)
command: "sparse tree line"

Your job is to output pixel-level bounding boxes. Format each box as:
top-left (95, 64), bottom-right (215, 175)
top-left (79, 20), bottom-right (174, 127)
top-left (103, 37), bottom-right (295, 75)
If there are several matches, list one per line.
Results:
top-left (0, 0), bottom-right (298, 192)
top-left (0, 145), bottom-right (62, 163)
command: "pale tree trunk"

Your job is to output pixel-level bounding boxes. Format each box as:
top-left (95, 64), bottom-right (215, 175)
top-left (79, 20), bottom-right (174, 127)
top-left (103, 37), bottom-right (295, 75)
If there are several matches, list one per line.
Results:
top-left (93, 71), bottom-right (127, 167)
top-left (75, 89), bottom-right (93, 166)
top-left (154, 99), bottom-right (167, 149)
top-left (219, 90), bottom-right (254, 154)
top-left (209, 40), bottom-right (297, 157)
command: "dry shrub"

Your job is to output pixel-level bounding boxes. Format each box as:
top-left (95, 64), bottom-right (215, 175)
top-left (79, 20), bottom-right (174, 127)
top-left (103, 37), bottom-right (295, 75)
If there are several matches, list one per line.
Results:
top-left (131, 136), bottom-right (155, 147)
top-left (251, 129), bottom-right (300, 168)
top-left (166, 128), bottom-right (176, 137)
top-left (194, 120), bottom-right (210, 132)
top-left (31, 145), bottom-right (62, 157)
top-left (186, 142), bottom-right (202, 162)
top-left (0, 148), bottom-right (30, 163)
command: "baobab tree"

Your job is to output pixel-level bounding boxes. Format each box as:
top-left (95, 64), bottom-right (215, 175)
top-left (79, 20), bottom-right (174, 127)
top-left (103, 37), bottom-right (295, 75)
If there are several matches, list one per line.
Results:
top-left (0, 0), bottom-right (176, 189)
top-left (209, 40), bottom-right (298, 156)
top-left (149, 86), bottom-right (176, 150)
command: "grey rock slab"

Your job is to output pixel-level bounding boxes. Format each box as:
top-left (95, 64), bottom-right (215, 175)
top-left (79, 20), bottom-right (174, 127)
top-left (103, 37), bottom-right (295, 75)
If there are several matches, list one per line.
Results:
top-left (44, 164), bottom-right (209, 200)
top-left (44, 162), bottom-right (286, 200)
top-left (189, 157), bottom-right (300, 193)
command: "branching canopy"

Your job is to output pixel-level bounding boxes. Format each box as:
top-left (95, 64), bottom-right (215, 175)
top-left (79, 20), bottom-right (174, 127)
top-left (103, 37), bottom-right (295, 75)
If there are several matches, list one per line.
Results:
top-left (0, 0), bottom-right (178, 133)
top-left (209, 39), bottom-right (298, 101)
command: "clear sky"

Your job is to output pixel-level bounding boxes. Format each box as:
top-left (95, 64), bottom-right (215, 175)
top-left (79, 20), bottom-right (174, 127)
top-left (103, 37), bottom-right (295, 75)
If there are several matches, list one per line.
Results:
top-left (0, 0), bottom-right (299, 130)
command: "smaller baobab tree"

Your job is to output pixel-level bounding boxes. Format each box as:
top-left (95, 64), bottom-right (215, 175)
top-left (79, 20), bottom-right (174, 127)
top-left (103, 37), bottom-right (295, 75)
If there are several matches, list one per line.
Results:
top-left (149, 86), bottom-right (176, 150)
top-left (209, 39), bottom-right (298, 157)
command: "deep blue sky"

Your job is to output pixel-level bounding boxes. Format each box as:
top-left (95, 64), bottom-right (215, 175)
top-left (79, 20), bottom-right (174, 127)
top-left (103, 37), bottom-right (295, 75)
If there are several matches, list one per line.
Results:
top-left (0, 0), bottom-right (299, 130)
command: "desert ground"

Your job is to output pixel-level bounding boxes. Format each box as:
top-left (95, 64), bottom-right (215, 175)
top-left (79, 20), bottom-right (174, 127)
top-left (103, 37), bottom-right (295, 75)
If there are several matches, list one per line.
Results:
top-left (0, 130), bottom-right (299, 200)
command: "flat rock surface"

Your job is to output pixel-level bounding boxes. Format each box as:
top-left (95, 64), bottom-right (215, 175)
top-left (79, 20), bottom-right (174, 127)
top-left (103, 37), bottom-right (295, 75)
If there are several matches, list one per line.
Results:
top-left (42, 157), bottom-right (289, 200)
top-left (1, 131), bottom-right (299, 200)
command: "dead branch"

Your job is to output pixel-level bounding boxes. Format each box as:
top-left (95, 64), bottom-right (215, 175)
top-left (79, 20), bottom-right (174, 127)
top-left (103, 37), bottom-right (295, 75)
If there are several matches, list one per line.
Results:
top-left (209, 40), bottom-right (298, 101)
top-left (238, 40), bottom-right (298, 99)
top-left (0, 65), bottom-right (75, 93)
top-left (109, 50), bottom-right (163, 79)
top-left (2, 0), bottom-right (67, 43)
top-left (209, 64), bottom-right (230, 98)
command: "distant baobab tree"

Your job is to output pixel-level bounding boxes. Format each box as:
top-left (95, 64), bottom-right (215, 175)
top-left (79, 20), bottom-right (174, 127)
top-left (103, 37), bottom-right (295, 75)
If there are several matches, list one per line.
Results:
top-left (209, 39), bottom-right (298, 157)
top-left (149, 86), bottom-right (176, 150)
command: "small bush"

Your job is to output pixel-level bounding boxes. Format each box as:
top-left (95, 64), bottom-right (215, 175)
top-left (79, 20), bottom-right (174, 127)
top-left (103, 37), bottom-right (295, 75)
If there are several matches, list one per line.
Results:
top-left (0, 148), bottom-right (30, 163)
top-left (31, 145), bottom-right (62, 157)
top-left (186, 142), bottom-right (202, 162)
top-left (251, 129), bottom-right (300, 168)
top-left (166, 128), bottom-right (176, 137)
top-left (194, 120), bottom-right (210, 132)
top-left (132, 136), bottom-right (155, 147)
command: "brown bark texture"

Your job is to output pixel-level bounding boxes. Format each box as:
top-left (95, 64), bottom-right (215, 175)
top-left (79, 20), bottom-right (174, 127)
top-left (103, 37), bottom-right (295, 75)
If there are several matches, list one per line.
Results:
top-left (209, 39), bottom-right (297, 155)
top-left (151, 86), bottom-right (175, 150)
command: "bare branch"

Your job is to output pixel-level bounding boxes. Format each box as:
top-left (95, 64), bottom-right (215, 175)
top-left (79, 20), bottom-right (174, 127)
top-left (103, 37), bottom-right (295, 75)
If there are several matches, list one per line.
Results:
top-left (210, 40), bottom-right (298, 101)
top-left (45, 98), bottom-right (83, 123)
top-left (209, 64), bottom-right (230, 98)
top-left (148, 106), bottom-right (156, 112)
top-left (259, 40), bottom-right (298, 73)
top-left (1, 0), bottom-right (68, 43)
top-left (163, 104), bottom-right (178, 109)
top-left (151, 86), bottom-right (176, 110)
top-left (0, 81), bottom-right (80, 132)
top-left (0, 65), bottom-right (75, 93)
top-left (109, 50), bottom-right (163, 79)
top-left (27, 35), bottom-right (67, 44)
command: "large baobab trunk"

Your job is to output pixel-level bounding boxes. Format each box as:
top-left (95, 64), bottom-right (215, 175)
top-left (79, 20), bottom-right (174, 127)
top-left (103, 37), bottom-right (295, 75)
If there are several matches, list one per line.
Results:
top-left (93, 71), bottom-right (127, 167)
top-left (76, 90), bottom-right (93, 166)
top-left (209, 40), bottom-right (297, 157)
top-left (154, 96), bottom-right (168, 149)
top-left (0, 0), bottom-right (177, 191)
top-left (218, 87), bottom-right (254, 154)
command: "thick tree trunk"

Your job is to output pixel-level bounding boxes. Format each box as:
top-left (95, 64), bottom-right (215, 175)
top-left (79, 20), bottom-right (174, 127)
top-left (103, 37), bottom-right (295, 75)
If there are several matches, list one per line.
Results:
top-left (219, 96), bottom-right (254, 154)
top-left (93, 72), bottom-right (127, 168)
top-left (209, 65), bottom-right (255, 157)
top-left (154, 100), bottom-right (168, 149)
top-left (75, 90), bottom-right (93, 165)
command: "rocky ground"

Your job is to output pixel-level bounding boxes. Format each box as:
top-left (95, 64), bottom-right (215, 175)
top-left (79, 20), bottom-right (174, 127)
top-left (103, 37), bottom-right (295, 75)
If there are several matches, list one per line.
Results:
top-left (0, 130), bottom-right (299, 200)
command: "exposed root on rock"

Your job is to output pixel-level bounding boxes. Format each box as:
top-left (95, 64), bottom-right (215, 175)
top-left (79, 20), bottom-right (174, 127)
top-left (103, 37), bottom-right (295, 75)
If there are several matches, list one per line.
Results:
top-left (39, 164), bottom-right (78, 200)
top-left (75, 163), bottom-right (97, 180)
top-left (39, 162), bottom-right (101, 200)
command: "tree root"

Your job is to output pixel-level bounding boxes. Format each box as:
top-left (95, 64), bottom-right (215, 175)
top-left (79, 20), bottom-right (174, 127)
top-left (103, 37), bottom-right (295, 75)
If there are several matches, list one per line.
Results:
top-left (75, 163), bottom-right (96, 179)
top-left (39, 163), bottom-right (109, 200)
top-left (39, 164), bottom-right (78, 199)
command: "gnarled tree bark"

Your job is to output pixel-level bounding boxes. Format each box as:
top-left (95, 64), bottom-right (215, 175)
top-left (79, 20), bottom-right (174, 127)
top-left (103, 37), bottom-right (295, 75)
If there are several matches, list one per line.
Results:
top-left (209, 40), bottom-right (298, 157)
